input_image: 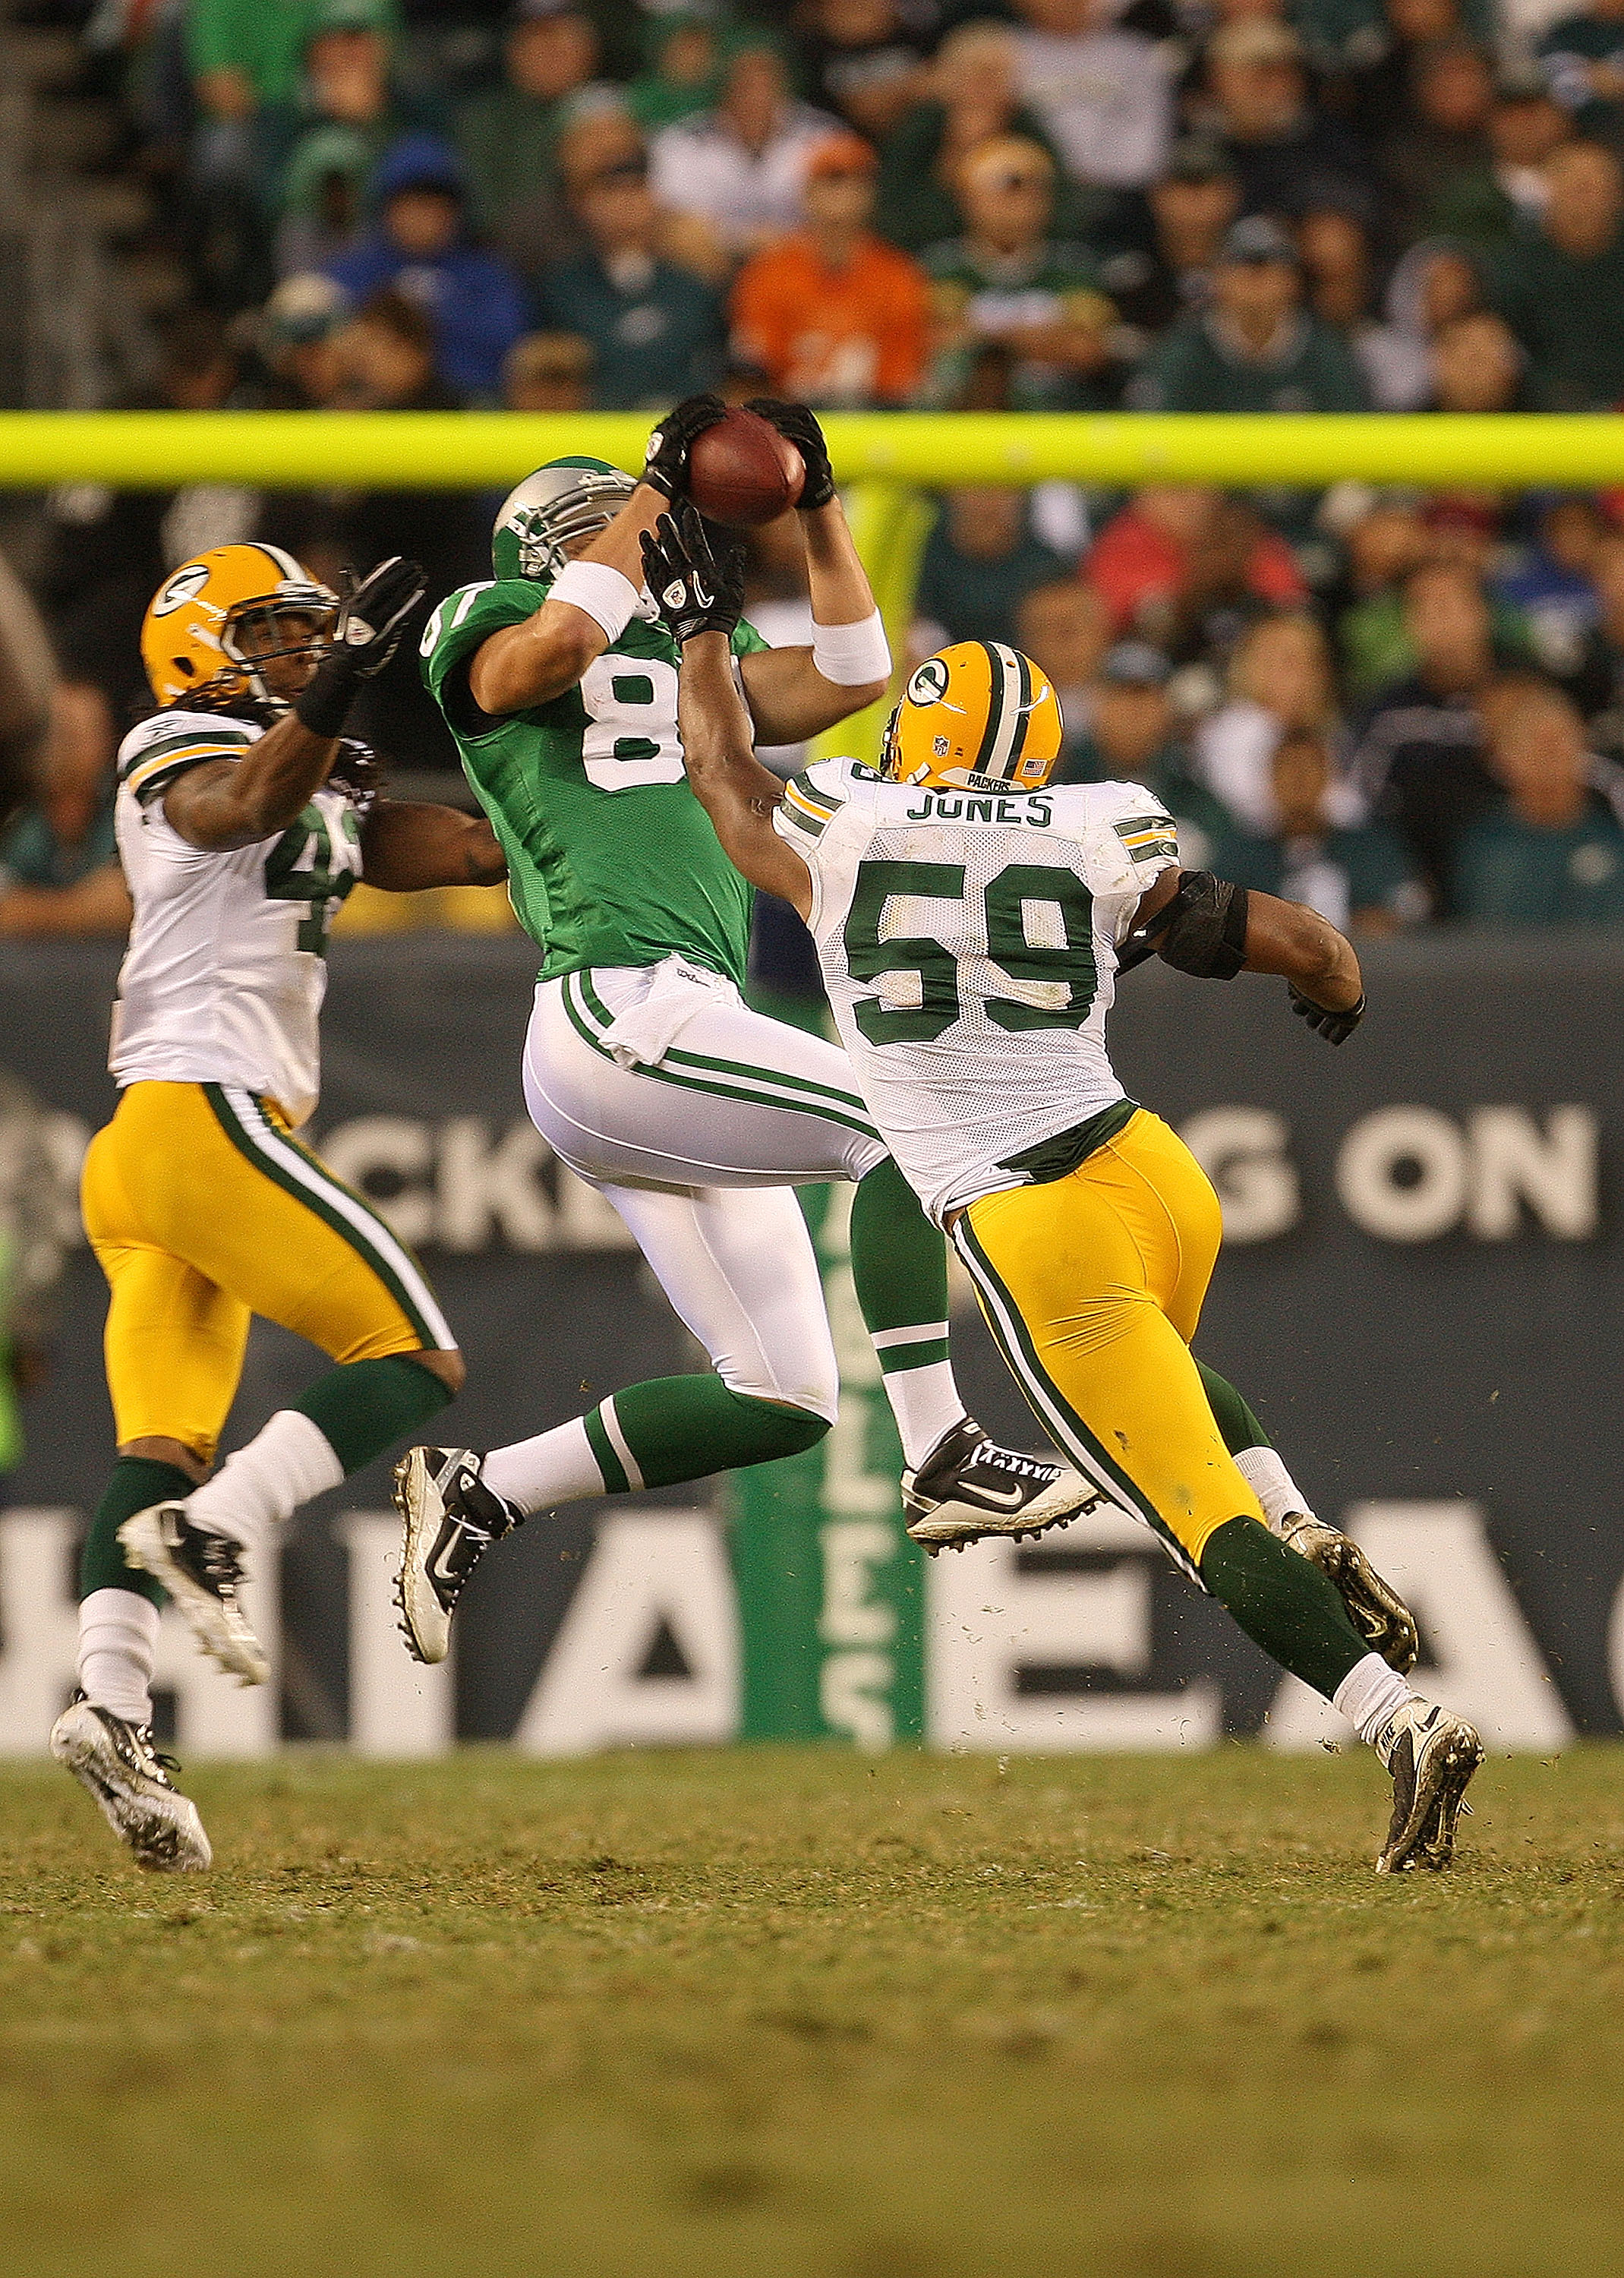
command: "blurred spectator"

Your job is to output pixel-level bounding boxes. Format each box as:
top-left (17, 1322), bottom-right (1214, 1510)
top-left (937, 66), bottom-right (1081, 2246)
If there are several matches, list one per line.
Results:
top-left (922, 138), bottom-right (1120, 409)
top-left (1562, 527), bottom-right (1624, 734)
top-left (326, 137), bottom-right (528, 400)
top-left (626, 10), bottom-right (726, 134)
top-left (502, 330), bottom-right (594, 411)
top-left (1192, 611), bottom-right (1348, 832)
top-left (648, 37), bottom-right (841, 260)
top-left (0, 688), bottom-right (130, 939)
top-left (1099, 137), bottom-right (1241, 337)
top-left (1207, 726), bottom-right (1426, 929)
top-left (1432, 65), bottom-right (1573, 247)
top-left (1135, 217), bottom-right (1368, 413)
top-left (1453, 684), bottom-right (1624, 923)
top-left (1335, 491), bottom-right (1430, 699)
top-left (266, 289), bottom-right (487, 772)
top-left (268, 1), bottom-right (433, 226)
top-left (875, 21), bottom-right (1087, 256)
top-left (914, 489), bottom-right (1074, 652)
top-left (0, 1065), bottom-right (74, 1479)
top-left (1009, 0), bottom-right (1173, 192)
top-left (258, 273), bottom-right (351, 407)
top-left (1203, 21), bottom-right (1373, 223)
top-left (456, 0), bottom-right (610, 245)
top-left (1017, 579), bottom-right (1112, 741)
top-left (1052, 640), bottom-right (1234, 857)
top-left (187, 0), bottom-right (399, 129)
top-left (1538, 0), bottom-right (1624, 151)
top-left (1496, 494), bottom-right (1607, 678)
top-left (1084, 485), bottom-right (1307, 642)
top-left (796, 0), bottom-right (936, 142)
top-left (0, 557), bottom-right (55, 838)
top-left (1299, 207), bottom-right (1433, 409)
top-left (1378, 38), bottom-right (1496, 246)
top-left (276, 123), bottom-right (374, 276)
top-left (1345, 0), bottom-right (1465, 147)
top-left (537, 151), bottom-right (726, 408)
top-left (1429, 307), bottom-right (1523, 411)
top-left (1488, 140), bottom-right (1624, 409)
top-left (1352, 560), bottom-right (1507, 904)
top-left (730, 134), bottom-right (929, 407)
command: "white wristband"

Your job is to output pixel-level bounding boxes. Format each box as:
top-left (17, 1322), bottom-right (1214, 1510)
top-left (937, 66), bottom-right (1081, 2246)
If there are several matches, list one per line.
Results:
top-left (550, 560), bottom-right (642, 643)
top-left (812, 608), bottom-right (891, 687)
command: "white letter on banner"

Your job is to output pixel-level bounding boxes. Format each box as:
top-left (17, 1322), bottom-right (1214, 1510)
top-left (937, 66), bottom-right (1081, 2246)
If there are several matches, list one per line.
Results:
top-left (437, 1118), bottom-right (556, 1251)
top-left (1264, 1502), bottom-right (1572, 1750)
top-left (1180, 1107), bottom-right (1300, 1243)
top-left (336, 1513), bottom-right (454, 1756)
top-left (512, 1510), bottom-right (738, 1753)
top-left (927, 1512), bottom-right (1220, 1750)
top-left (0, 1510), bottom-right (277, 1756)
top-left (1335, 1106), bottom-right (1468, 1241)
top-left (318, 1118), bottom-right (434, 1247)
top-left (1467, 1106), bottom-right (1597, 1240)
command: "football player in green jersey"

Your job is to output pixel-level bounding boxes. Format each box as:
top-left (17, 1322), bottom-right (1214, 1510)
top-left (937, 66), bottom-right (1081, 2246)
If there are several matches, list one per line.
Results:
top-left (396, 395), bottom-right (1099, 1664)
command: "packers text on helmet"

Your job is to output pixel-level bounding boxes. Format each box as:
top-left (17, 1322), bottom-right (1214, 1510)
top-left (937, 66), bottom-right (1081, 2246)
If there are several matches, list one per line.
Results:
top-left (140, 543), bottom-right (337, 711)
top-left (878, 641), bottom-right (1064, 794)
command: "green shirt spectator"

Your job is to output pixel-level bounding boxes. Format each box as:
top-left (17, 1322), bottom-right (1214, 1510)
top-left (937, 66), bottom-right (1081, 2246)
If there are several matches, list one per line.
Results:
top-left (1455, 680), bottom-right (1624, 924)
top-left (914, 490), bottom-right (1073, 652)
top-left (188, 0), bottom-right (399, 116)
top-left (625, 11), bottom-right (724, 134)
top-left (1135, 220), bottom-right (1369, 415)
top-left (1052, 643), bottom-right (1235, 867)
top-left (1206, 724), bottom-right (1427, 932)
top-left (454, 0), bottom-right (610, 241)
top-left (1487, 140), bottom-right (1624, 409)
top-left (1538, 0), bottom-right (1624, 141)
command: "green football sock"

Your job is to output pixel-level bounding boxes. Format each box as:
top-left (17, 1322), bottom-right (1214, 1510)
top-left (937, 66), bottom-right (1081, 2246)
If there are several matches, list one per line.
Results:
top-left (1199, 1515), bottom-right (1368, 1699)
top-left (80, 1455), bottom-right (194, 1605)
top-left (1197, 1362), bottom-right (1271, 1456)
top-left (294, 1354), bottom-right (453, 1476)
top-left (591, 1374), bottom-right (828, 1493)
top-left (848, 1157), bottom-right (966, 1466)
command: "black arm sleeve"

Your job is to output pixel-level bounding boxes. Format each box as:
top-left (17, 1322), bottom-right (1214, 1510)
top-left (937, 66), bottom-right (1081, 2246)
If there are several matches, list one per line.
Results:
top-left (1153, 872), bottom-right (1250, 980)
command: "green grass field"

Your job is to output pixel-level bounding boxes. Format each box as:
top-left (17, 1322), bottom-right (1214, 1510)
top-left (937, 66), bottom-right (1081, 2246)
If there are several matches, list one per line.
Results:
top-left (2, 1744), bottom-right (1621, 2278)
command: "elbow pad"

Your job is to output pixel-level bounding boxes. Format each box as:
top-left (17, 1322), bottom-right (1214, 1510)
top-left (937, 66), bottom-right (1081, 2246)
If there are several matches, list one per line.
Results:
top-left (1154, 872), bottom-right (1250, 980)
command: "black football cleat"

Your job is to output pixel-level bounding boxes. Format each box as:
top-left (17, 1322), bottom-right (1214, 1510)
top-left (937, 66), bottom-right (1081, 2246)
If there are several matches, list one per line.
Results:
top-left (118, 1503), bottom-right (266, 1684)
top-left (393, 1447), bottom-right (522, 1664)
top-left (903, 1415), bottom-right (1105, 1553)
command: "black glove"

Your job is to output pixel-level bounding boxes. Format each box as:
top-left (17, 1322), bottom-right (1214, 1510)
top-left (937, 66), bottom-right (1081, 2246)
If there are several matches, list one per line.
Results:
top-left (640, 504), bottom-right (744, 645)
top-left (642, 393), bottom-right (728, 500)
top-left (744, 396), bottom-right (835, 510)
top-left (1288, 982), bottom-right (1366, 1046)
top-left (295, 557), bottom-right (426, 737)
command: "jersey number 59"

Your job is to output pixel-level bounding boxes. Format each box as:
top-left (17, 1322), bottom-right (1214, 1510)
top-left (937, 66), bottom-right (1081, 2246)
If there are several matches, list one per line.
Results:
top-left (844, 858), bottom-right (1099, 1044)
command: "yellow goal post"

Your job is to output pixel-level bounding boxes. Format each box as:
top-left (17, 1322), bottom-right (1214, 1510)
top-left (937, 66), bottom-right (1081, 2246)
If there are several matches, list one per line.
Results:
top-left (11, 409), bottom-right (1622, 762)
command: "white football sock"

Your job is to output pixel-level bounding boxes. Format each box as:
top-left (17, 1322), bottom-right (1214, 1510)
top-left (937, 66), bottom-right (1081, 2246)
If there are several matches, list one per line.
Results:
top-left (878, 1358), bottom-right (965, 1471)
top-left (1333, 1651), bottom-right (1414, 1747)
top-left (481, 1416), bottom-right (607, 1516)
top-left (184, 1410), bottom-right (344, 1553)
top-left (1235, 1445), bottom-right (1311, 1532)
top-left (77, 1587), bottom-right (161, 1726)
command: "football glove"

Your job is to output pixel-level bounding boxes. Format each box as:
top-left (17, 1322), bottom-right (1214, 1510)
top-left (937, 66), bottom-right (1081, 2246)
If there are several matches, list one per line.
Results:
top-left (294, 556), bottom-right (427, 737)
top-left (1288, 982), bottom-right (1366, 1045)
top-left (641, 505), bottom-right (745, 645)
top-left (642, 393), bottom-right (728, 500)
top-left (743, 397), bottom-right (836, 510)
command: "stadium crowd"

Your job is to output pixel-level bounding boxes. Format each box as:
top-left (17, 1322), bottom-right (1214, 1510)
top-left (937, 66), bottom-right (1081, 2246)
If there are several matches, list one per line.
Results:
top-left (8, 0), bottom-right (1624, 943)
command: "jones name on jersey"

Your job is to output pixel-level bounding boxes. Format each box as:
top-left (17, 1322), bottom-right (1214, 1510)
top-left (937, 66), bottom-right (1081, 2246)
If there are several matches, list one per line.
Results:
top-left (110, 708), bottom-right (366, 1127)
top-left (774, 759), bottom-right (1180, 1224)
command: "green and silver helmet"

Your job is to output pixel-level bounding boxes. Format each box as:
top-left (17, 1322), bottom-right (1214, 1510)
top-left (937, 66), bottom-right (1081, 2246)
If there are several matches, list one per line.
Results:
top-left (491, 456), bottom-right (639, 582)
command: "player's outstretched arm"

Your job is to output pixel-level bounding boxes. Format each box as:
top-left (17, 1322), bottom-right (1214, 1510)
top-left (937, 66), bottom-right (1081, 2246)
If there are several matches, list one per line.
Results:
top-left (358, 802), bottom-right (506, 891)
top-left (736, 401), bottom-right (891, 743)
top-left (1131, 869), bottom-right (1364, 1043)
top-left (643, 507), bottom-right (814, 920)
top-left (468, 396), bottom-right (730, 716)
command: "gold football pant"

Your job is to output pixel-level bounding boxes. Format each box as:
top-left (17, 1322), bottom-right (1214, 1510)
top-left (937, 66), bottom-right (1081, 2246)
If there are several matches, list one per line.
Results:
top-left (81, 1081), bottom-right (455, 1464)
top-left (951, 1108), bottom-right (1266, 1579)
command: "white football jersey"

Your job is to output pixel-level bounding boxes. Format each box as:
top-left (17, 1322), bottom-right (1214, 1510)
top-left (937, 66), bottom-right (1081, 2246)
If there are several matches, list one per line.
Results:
top-left (773, 759), bottom-right (1180, 1224)
top-left (110, 708), bottom-right (365, 1128)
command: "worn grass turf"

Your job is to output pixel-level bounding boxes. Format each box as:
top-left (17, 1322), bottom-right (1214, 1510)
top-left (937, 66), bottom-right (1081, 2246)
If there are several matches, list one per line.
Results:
top-left (2, 1745), bottom-right (1622, 2278)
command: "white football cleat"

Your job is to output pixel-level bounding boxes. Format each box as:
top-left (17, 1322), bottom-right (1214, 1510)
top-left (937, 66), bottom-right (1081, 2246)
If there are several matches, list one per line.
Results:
top-left (1373, 1699), bottom-right (1484, 1874)
top-left (903, 1415), bottom-right (1105, 1551)
top-left (393, 1446), bottom-right (522, 1665)
top-left (51, 1695), bottom-right (212, 1872)
top-left (118, 1503), bottom-right (267, 1685)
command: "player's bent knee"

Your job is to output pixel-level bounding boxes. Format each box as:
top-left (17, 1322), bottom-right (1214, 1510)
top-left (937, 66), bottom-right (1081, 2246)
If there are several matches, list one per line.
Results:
top-left (412, 1348), bottom-right (466, 1397)
top-left (752, 1399), bottom-right (833, 1457)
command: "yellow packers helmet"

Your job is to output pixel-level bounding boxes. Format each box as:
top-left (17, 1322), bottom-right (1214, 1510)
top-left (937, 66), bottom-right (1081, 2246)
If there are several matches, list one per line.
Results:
top-left (878, 641), bottom-right (1064, 793)
top-left (140, 543), bottom-right (338, 710)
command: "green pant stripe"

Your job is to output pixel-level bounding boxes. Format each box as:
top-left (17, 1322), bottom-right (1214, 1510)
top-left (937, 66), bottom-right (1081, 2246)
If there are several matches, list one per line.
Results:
top-left (561, 976), bottom-right (879, 1141)
top-left (952, 1213), bottom-right (1199, 1583)
top-left (201, 1084), bottom-right (440, 1349)
top-left (583, 1406), bottom-right (629, 1495)
top-left (572, 969), bottom-right (870, 1114)
top-left (877, 1336), bottom-right (951, 1374)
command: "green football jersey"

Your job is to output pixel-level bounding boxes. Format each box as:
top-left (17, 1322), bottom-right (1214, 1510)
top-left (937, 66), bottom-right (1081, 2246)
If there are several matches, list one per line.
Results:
top-left (421, 576), bottom-right (771, 984)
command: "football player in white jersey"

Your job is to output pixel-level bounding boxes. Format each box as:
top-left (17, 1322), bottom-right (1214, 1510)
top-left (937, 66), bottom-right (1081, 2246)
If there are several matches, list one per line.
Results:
top-left (641, 504), bottom-right (1479, 1876)
top-left (53, 544), bottom-right (506, 1871)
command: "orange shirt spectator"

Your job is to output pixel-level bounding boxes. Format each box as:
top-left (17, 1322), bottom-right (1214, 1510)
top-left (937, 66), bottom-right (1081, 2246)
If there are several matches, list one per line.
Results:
top-left (730, 131), bottom-right (929, 405)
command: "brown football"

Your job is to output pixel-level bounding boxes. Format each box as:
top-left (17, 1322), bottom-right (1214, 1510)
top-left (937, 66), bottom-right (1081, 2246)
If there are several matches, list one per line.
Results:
top-left (686, 409), bottom-right (806, 527)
